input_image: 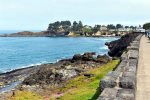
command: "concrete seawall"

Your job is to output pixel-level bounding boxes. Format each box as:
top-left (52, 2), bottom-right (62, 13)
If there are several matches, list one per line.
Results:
top-left (97, 34), bottom-right (143, 100)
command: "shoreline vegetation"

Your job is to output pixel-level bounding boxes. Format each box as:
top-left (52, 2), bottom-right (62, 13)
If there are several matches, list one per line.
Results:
top-left (0, 20), bottom-right (144, 37)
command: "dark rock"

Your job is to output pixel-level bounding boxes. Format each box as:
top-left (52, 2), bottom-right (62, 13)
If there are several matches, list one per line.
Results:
top-left (22, 52), bottom-right (105, 86)
top-left (23, 67), bottom-right (64, 85)
top-left (106, 33), bottom-right (141, 57)
top-left (97, 54), bottom-right (110, 63)
top-left (72, 54), bottom-right (82, 61)
top-left (84, 73), bottom-right (95, 78)
top-left (82, 52), bottom-right (96, 61)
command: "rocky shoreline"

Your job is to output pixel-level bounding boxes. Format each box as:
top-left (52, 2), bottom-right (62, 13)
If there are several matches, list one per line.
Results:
top-left (0, 52), bottom-right (110, 98)
top-left (105, 32), bottom-right (143, 57)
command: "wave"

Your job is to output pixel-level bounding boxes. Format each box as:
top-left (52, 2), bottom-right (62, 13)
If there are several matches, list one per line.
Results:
top-left (2, 61), bottom-right (53, 73)
top-left (100, 46), bottom-right (108, 50)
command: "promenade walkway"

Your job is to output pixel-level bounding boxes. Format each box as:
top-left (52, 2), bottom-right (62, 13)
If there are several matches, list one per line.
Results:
top-left (136, 36), bottom-right (150, 100)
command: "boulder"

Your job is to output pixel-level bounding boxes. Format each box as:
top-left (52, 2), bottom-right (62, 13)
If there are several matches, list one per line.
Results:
top-left (58, 69), bottom-right (77, 79)
top-left (82, 52), bottom-right (96, 61)
top-left (106, 33), bottom-right (141, 57)
top-left (97, 54), bottom-right (110, 63)
top-left (72, 54), bottom-right (82, 61)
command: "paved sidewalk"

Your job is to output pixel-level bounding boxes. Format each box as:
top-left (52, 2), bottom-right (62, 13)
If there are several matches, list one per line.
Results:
top-left (136, 36), bottom-right (150, 100)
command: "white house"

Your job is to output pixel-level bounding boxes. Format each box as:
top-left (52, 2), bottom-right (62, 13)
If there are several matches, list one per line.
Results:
top-left (100, 26), bottom-right (107, 31)
top-left (136, 27), bottom-right (145, 32)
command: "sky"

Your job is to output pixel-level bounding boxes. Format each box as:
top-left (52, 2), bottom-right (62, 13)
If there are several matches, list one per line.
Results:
top-left (0, 0), bottom-right (150, 30)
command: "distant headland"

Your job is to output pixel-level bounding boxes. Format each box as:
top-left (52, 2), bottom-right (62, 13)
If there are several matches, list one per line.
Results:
top-left (0, 21), bottom-right (146, 37)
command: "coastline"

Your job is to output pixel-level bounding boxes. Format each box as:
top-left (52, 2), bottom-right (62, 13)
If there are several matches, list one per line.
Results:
top-left (0, 34), bottom-right (120, 37)
top-left (0, 30), bottom-right (121, 37)
top-left (0, 52), bottom-right (111, 93)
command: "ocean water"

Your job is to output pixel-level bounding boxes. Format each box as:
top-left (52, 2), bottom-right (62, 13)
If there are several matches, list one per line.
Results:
top-left (0, 36), bottom-right (118, 73)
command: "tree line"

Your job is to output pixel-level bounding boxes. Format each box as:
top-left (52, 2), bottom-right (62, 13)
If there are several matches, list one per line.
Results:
top-left (47, 20), bottom-right (138, 33)
top-left (143, 22), bottom-right (150, 30)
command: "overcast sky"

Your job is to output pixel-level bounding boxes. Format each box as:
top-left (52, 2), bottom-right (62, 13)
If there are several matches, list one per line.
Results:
top-left (0, 0), bottom-right (150, 30)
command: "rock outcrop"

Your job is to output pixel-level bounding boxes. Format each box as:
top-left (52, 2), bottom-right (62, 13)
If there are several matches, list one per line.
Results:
top-left (22, 52), bottom-right (110, 86)
top-left (105, 32), bottom-right (141, 57)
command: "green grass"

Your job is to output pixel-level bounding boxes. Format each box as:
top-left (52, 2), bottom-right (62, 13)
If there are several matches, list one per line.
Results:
top-left (8, 90), bottom-right (43, 100)
top-left (53, 60), bottom-right (119, 100)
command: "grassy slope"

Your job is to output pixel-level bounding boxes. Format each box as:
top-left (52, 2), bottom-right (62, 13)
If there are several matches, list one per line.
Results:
top-left (8, 60), bottom-right (119, 100)
top-left (52, 60), bottom-right (119, 100)
top-left (8, 91), bottom-right (43, 100)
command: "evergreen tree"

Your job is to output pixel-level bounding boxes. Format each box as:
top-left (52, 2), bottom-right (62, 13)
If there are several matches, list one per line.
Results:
top-left (116, 24), bottom-right (123, 29)
top-left (143, 22), bottom-right (150, 30)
